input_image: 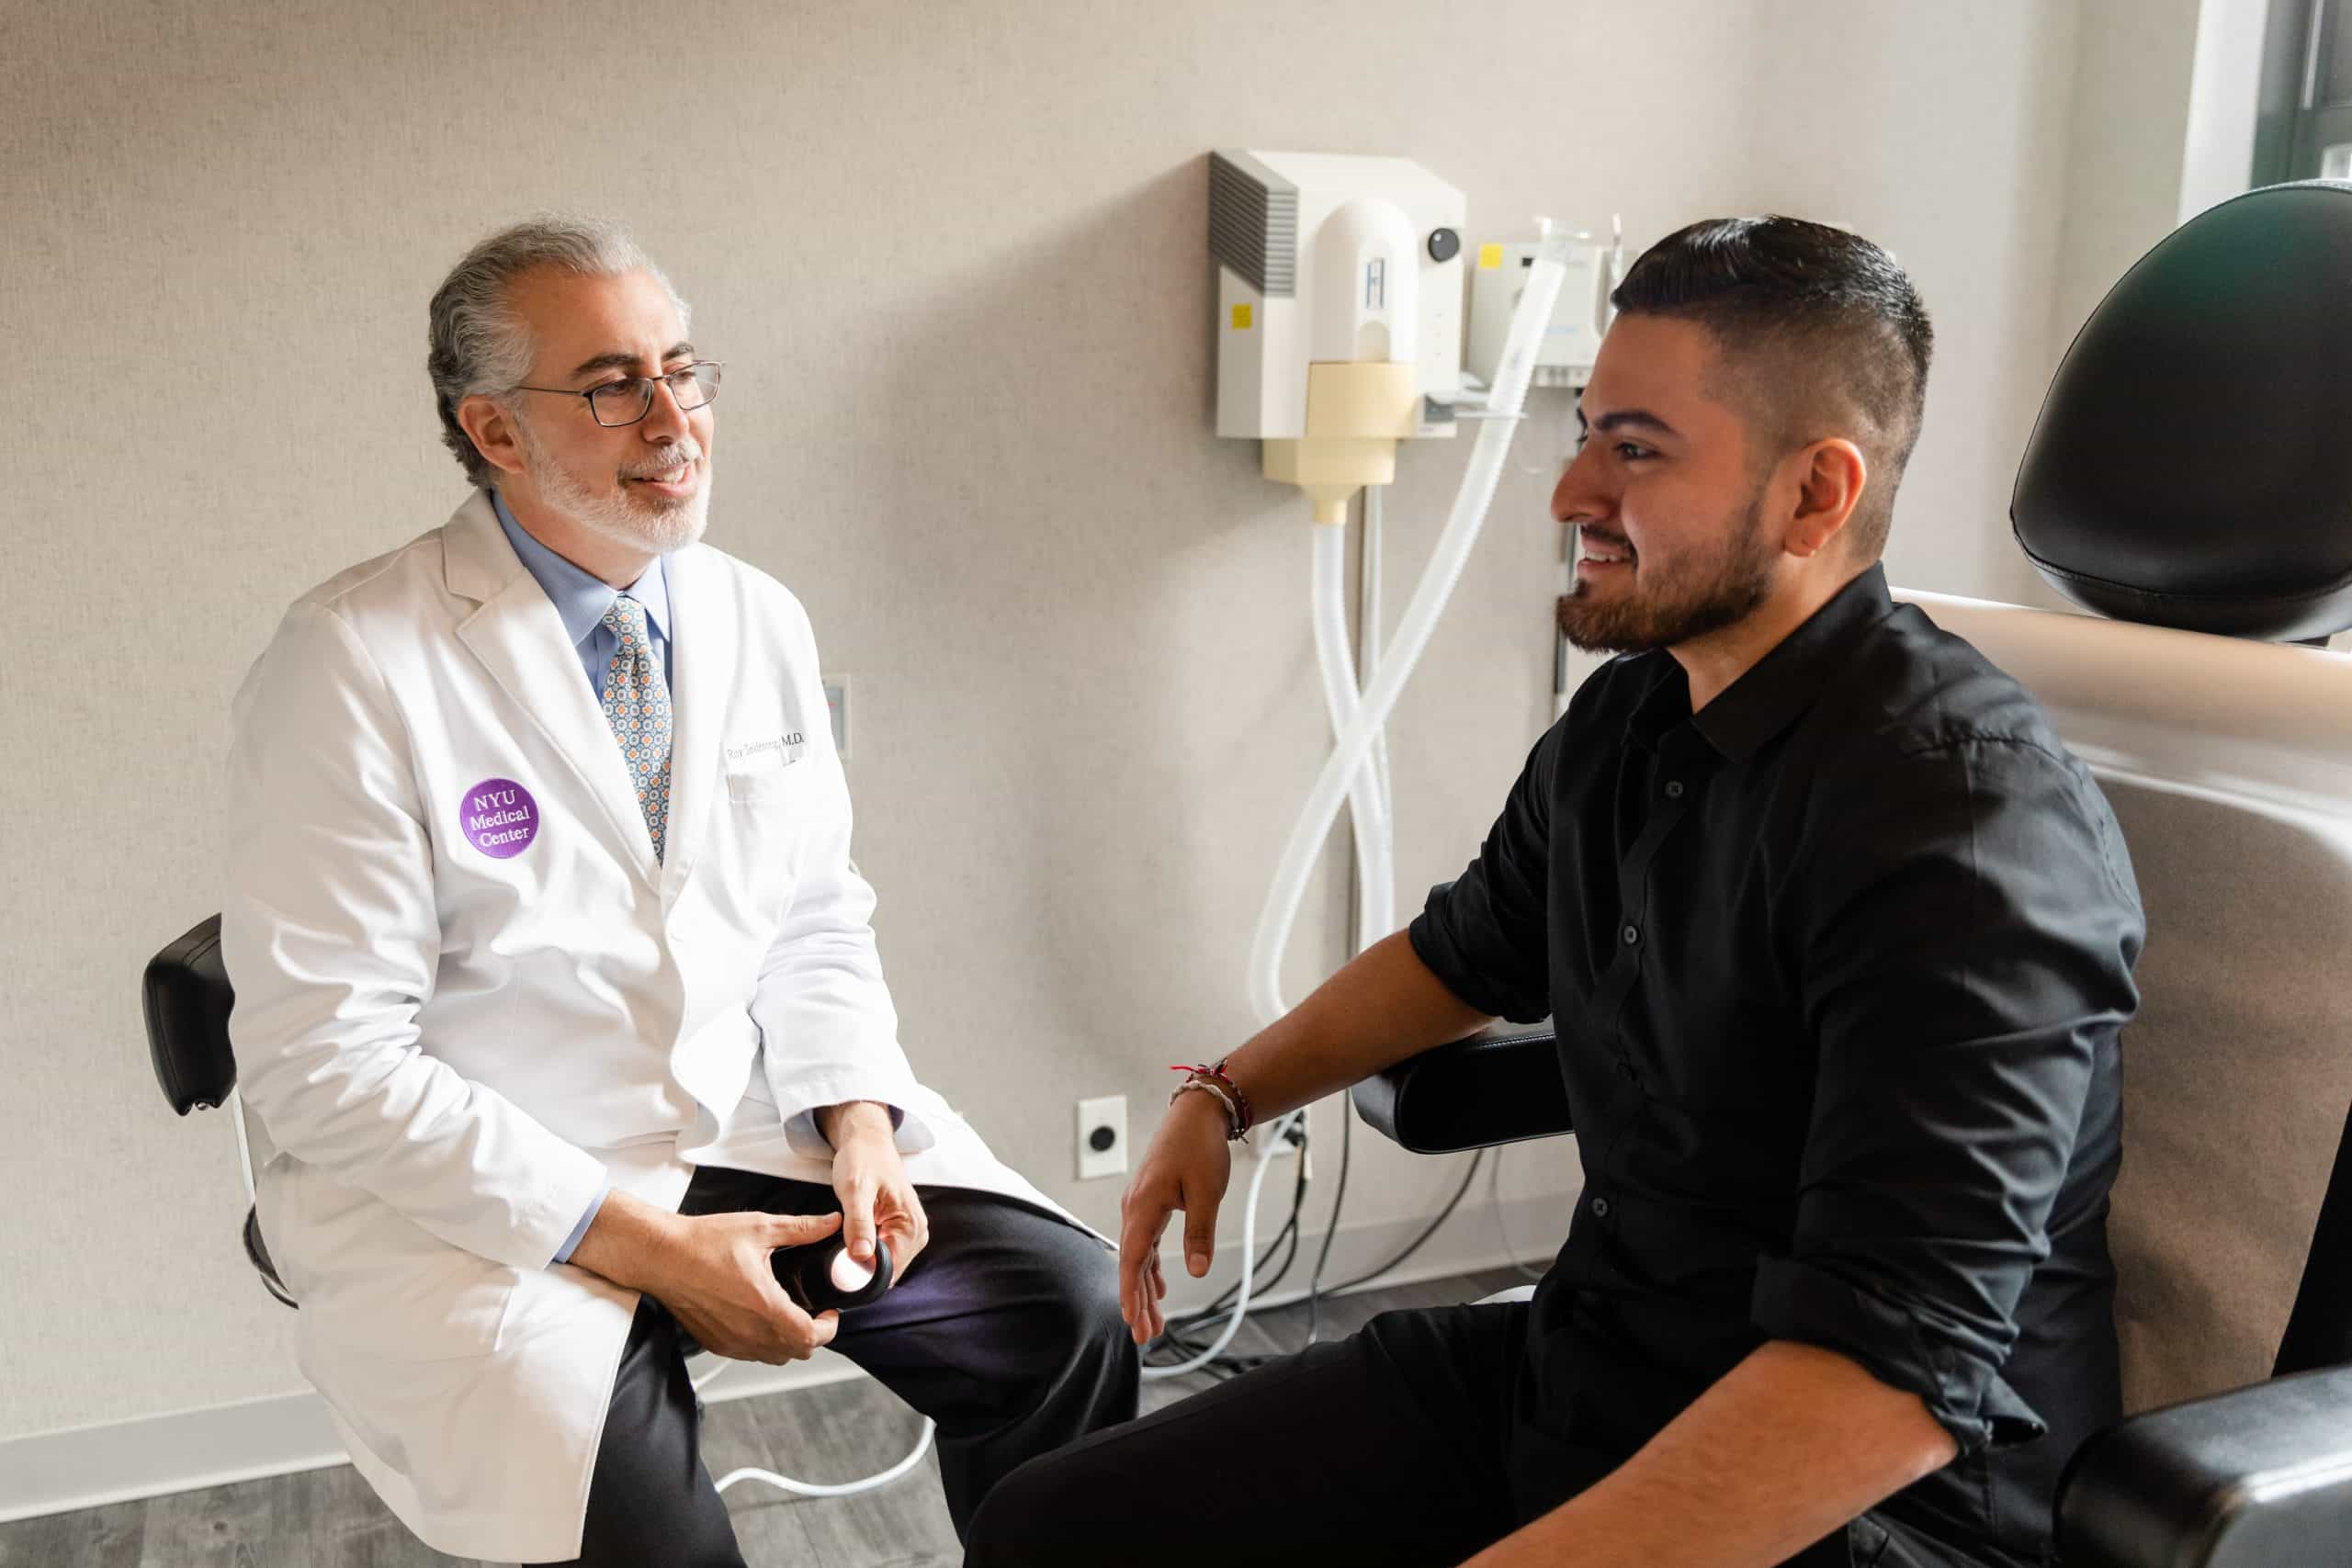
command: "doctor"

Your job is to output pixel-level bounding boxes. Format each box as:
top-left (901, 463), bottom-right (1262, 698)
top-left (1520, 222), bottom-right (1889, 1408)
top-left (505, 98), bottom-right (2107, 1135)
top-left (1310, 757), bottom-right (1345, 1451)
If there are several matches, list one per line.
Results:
top-left (221, 216), bottom-right (1136, 1566)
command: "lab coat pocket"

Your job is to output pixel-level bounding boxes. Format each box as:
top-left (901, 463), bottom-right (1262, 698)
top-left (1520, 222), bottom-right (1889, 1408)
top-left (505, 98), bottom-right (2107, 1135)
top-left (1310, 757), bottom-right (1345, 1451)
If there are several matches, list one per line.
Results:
top-left (283, 1168), bottom-right (522, 1363)
top-left (726, 755), bottom-right (807, 806)
top-left (307, 1257), bottom-right (519, 1365)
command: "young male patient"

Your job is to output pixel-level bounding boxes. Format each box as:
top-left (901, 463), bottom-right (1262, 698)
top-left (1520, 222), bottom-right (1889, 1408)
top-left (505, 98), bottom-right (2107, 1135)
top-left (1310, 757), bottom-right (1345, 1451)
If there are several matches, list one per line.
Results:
top-left (965, 216), bottom-right (2143, 1568)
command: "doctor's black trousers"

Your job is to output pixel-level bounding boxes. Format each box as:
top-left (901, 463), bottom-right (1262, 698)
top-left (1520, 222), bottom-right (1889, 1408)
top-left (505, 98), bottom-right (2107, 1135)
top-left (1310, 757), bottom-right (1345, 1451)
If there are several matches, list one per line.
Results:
top-left (548, 1164), bottom-right (1137, 1568)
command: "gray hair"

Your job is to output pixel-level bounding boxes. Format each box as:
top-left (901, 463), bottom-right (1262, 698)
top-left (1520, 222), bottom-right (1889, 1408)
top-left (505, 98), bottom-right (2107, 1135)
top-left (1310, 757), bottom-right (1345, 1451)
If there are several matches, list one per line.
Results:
top-left (426, 215), bottom-right (692, 489)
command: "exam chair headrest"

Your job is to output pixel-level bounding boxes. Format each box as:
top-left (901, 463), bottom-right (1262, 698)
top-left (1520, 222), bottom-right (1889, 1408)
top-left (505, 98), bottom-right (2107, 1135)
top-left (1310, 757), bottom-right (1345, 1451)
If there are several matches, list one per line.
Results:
top-left (2012, 181), bottom-right (2352, 641)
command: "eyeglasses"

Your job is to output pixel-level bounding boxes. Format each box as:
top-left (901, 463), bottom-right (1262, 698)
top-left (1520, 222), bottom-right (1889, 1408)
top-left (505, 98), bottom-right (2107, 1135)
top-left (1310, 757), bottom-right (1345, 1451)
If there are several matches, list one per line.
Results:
top-left (512, 360), bottom-right (723, 427)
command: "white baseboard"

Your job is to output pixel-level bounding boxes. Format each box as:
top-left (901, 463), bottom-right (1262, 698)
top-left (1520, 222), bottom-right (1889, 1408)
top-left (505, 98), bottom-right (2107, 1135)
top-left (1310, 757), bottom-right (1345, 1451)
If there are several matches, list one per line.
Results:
top-left (0, 1190), bottom-right (1568, 1526)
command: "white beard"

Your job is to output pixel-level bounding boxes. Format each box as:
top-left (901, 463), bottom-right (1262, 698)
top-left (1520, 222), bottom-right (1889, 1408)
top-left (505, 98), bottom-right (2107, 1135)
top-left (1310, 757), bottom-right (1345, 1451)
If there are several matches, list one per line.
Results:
top-left (513, 414), bottom-right (711, 557)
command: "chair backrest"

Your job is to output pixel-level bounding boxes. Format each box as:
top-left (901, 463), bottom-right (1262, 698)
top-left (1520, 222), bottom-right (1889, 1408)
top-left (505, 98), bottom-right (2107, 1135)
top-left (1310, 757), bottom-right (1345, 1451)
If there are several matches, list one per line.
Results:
top-left (2013, 181), bottom-right (2352, 641)
top-left (141, 914), bottom-right (296, 1306)
top-left (142, 912), bottom-right (236, 1114)
top-left (1902, 591), bottom-right (2352, 1411)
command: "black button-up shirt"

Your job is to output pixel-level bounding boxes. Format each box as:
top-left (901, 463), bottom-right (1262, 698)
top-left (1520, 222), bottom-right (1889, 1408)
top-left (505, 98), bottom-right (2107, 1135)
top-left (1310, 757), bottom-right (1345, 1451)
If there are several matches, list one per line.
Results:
top-left (1409, 566), bottom-right (2143, 1566)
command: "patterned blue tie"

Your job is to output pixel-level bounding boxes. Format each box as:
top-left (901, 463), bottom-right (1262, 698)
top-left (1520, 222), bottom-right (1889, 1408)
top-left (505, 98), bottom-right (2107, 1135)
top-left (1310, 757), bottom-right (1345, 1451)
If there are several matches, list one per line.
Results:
top-left (600, 593), bottom-right (673, 862)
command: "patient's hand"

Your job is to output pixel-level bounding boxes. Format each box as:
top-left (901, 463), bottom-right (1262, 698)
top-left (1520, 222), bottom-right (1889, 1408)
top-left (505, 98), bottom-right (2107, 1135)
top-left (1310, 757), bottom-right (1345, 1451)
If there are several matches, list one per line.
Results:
top-left (1118, 1089), bottom-right (1233, 1345)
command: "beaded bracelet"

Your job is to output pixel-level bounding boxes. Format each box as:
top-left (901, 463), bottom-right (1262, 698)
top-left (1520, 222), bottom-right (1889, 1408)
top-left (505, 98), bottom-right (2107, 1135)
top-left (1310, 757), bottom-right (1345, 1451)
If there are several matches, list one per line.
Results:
top-left (1168, 1059), bottom-right (1255, 1142)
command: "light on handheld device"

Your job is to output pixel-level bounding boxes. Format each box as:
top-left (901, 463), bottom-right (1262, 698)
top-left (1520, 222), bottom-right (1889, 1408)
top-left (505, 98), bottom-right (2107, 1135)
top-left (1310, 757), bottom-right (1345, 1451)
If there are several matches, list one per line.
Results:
top-left (773, 1234), bottom-right (894, 1313)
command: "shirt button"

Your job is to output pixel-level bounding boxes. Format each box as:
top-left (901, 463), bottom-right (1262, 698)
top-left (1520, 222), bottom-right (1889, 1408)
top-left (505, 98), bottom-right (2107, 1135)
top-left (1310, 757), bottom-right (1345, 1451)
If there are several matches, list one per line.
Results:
top-left (1664, 780), bottom-right (1684, 799)
top-left (1621, 923), bottom-right (1640, 947)
top-left (1590, 1196), bottom-right (1611, 1219)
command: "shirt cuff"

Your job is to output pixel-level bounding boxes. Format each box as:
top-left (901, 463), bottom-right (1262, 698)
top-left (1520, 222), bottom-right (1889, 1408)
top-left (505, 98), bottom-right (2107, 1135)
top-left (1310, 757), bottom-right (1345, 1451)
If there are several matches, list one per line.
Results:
top-left (1407, 906), bottom-right (1548, 1023)
top-left (549, 1181), bottom-right (610, 1266)
top-left (1751, 1254), bottom-right (2048, 1455)
top-left (785, 1102), bottom-right (910, 1161)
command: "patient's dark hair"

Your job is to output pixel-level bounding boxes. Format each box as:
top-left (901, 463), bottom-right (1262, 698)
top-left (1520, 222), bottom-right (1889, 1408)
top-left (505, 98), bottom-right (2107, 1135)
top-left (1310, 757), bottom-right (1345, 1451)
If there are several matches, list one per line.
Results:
top-left (1610, 217), bottom-right (1933, 561)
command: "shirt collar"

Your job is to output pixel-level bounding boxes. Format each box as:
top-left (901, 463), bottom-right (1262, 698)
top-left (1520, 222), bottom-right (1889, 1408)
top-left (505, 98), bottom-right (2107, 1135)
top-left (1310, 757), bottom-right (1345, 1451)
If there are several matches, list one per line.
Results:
top-left (490, 487), bottom-right (670, 648)
top-left (1690, 564), bottom-right (1895, 761)
top-left (1623, 564), bottom-right (1897, 765)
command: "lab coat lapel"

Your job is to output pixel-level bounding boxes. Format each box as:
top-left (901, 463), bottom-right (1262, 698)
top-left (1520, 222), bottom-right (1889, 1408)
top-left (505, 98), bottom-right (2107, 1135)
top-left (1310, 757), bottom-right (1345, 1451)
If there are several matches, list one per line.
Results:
top-left (441, 494), bottom-right (663, 889)
top-left (658, 540), bottom-right (734, 907)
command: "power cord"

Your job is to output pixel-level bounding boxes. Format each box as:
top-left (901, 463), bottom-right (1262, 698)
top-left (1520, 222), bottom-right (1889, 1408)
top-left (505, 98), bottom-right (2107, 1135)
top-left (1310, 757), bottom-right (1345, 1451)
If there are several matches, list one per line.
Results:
top-left (1317, 1149), bottom-right (1485, 1302)
top-left (1302, 1092), bottom-right (1354, 1346)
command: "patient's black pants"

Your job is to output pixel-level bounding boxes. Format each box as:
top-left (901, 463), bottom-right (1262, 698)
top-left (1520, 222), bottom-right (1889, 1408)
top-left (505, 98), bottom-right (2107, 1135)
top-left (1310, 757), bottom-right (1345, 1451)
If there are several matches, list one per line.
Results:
top-left (963, 1298), bottom-right (1976, 1568)
top-left (552, 1166), bottom-right (1136, 1568)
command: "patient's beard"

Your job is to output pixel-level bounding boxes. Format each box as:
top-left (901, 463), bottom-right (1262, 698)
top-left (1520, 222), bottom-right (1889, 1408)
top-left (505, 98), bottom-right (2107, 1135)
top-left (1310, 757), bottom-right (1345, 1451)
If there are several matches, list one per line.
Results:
top-left (1556, 487), bottom-right (1777, 655)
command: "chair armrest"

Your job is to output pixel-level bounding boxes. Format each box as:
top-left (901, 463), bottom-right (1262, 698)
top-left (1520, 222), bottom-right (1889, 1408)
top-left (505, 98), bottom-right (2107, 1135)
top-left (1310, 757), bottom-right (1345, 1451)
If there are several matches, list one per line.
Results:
top-left (142, 913), bottom-right (237, 1114)
top-left (2056, 1364), bottom-right (2352, 1568)
top-left (1349, 1021), bottom-right (1571, 1154)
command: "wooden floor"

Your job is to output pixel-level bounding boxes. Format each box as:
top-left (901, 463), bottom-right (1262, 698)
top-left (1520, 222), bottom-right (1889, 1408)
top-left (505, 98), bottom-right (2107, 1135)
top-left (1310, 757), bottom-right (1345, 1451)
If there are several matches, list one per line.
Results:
top-left (0, 1268), bottom-right (1532, 1568)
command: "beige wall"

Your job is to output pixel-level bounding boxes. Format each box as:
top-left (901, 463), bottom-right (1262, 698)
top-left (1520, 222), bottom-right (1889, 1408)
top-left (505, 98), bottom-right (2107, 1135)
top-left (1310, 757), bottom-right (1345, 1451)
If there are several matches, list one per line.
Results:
top-left (2050, 0), bottom-right (2206, 390)
top-left (1, 0), bottom-right (2181, 1442)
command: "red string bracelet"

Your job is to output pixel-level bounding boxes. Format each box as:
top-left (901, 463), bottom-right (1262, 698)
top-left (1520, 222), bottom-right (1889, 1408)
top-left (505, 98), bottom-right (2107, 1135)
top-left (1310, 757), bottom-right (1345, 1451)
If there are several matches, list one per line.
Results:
top-left (1167, 1059), bottom-right (1254, 1140)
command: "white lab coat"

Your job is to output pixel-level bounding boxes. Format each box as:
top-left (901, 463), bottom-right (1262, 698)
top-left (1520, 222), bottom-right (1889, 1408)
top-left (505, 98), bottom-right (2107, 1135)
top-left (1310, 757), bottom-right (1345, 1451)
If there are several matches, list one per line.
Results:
top-left (221, 491), bottom-right (1069, 1563)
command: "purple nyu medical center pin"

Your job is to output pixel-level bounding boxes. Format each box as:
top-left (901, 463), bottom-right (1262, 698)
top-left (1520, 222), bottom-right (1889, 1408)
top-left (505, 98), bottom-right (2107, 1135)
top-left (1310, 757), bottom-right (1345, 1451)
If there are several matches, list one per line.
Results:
top-left (459, 777), bottom-right (539, 858)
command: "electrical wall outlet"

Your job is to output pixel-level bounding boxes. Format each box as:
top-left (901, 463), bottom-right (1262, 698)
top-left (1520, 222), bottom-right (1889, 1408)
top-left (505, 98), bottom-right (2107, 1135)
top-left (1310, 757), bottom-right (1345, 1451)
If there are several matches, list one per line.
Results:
top-left (1265, 1111), bottom-right (1310, 1181)
top-left (1077, 1095), bottom-right (1127, 1180)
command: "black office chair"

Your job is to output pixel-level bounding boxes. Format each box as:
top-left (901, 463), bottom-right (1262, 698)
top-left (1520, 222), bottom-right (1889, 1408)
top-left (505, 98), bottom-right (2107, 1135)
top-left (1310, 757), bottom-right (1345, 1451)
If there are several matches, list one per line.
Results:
top-left (1353, 182), bottom-right (2352, 1568)
top-left (142, 912), bottom-right (295, 1308)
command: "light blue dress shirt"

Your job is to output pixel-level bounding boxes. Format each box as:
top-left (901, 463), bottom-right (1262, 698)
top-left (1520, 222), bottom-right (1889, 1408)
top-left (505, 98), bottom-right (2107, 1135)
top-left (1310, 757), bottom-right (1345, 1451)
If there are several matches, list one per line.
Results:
top-left (491, 489), bottom-right (670, 1265)
top-left (492, 488), bottom-right (673, 700)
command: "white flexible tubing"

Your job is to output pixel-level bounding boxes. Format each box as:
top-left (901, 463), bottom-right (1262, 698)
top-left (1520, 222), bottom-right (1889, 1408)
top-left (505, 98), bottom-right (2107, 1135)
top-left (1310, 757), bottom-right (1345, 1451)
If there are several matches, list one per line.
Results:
top-left (713, 1416), bottom-right (938, 1498)
top-left (1312, 524), bottom-right (1391, 949)
top-left (1360, 484), bottom-right (1396, 946)
top-left (1152, 217), bottom-right (1561, 1372)
top-left (1245, 220), bottom-right (1571, 1030)
top-left (685, 1343), bottom-right (937, 1496)
top-left (686, 1350), bottom-right (937, 1495)
top-left (1145, 224), bottom-right (1567, 1378)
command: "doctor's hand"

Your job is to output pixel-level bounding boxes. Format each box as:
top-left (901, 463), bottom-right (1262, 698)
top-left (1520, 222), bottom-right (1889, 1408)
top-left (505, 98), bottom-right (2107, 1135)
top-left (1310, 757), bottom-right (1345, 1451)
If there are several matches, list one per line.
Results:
top-left (822, 1100), bottom-right (929, 1286)
top-left (1118, 1088), bottom-right (1233, 1346)
top-left (572, 1190), bottom-right (846, 1365)
top-left (662, 1209), bottom-right (847, 1364)
top-left (668, 1213), bottom-right (851, 1363)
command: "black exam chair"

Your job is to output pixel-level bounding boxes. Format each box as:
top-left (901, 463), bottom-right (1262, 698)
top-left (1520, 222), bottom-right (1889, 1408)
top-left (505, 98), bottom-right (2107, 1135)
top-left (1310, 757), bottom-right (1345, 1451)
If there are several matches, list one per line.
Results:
top-left (1353, 181), bottom-right (2352, 1568)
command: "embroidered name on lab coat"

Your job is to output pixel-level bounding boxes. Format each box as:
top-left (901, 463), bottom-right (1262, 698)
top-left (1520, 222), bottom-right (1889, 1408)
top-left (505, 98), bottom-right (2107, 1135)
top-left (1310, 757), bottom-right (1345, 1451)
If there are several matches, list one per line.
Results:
top-left (725, 733), bottom-right (807, 769)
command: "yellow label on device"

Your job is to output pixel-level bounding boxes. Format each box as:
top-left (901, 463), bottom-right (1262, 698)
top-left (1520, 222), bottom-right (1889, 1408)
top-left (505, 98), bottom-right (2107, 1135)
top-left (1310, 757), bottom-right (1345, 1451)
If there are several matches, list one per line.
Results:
top-left (1232, 303), bottom-right (1253, 330)
top-left (1478, 243), bottom-right (1504, 270)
